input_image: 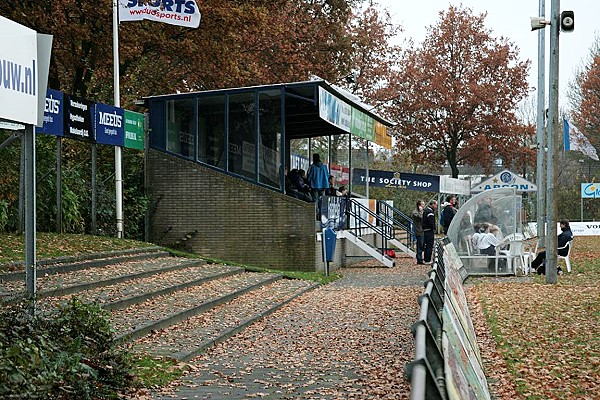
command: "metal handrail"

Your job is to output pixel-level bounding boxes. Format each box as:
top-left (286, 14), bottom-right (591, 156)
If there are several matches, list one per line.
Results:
top-left (345, 199), bottom-right (394, 254)
top-left (378, 200), bottom-right (415, 250)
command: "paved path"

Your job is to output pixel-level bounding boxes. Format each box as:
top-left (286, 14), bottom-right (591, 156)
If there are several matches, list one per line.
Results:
top-left (152, 257), bottom-right (428, 400)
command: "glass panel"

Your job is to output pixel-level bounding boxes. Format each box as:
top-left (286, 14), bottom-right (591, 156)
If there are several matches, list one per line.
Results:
top-left (228, 92), bottom-right (256, 180)
top-left (258, 90), bottom-right (282, 188)
top-left (330, 133), bottom-right (350, 191)
top-left (290, 138), bottom-right (310, 171)
top-left (350, 136), bottom-right (369, 197)
top-left (166, 98), bottom-right (194, 159)
top-left (447, 188), bottom-right (522, 275)
top-left (198, 95), bottom-right (226, 169)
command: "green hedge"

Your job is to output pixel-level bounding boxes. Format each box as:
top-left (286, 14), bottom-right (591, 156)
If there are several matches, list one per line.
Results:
top-left (0, 298), bottom-right (134, 399)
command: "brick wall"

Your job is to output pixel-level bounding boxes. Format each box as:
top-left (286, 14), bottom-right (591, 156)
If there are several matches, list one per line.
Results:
top-left (147, 149), bottom-right (320, 271)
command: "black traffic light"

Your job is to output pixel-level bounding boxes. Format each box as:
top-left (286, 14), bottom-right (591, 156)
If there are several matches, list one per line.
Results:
top-left (560, 11), bottom-right (574, 32)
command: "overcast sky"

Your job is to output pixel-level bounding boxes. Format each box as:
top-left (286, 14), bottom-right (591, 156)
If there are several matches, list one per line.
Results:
top-left (374, 0), bottom-right (600, 110)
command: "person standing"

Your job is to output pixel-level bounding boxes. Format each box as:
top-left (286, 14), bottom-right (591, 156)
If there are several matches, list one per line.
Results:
top-left (422, 200), bottom-right (438, 264)
top-left (441, 195), bottom-right (457, 235)
top-left (412, 199), bottom-right (426, 265)
top-left (307, 153), bottom-right (329, 203)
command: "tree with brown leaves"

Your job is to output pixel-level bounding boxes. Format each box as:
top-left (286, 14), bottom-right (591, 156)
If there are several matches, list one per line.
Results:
top-left (571, 37), bottom-right (600, 154)
top-left (390, 5), bottom-right (532, 178)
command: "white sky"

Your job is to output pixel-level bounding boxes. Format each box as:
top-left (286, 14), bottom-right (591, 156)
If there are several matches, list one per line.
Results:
top-left (375, 0), bottom-right (600, 110)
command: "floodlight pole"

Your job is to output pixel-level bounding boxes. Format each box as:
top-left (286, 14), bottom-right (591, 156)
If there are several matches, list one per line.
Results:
top-left (535, 0), bottom-right (546, 244)
top-left (545, 0), bottom-right (560, 284)
top-left (113, 0), bottom-right (124, 238)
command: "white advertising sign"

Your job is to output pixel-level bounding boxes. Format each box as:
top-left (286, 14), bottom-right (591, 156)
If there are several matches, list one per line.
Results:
top-left (118, 0), bottom-right (201, 28)
top-left (318, 87), bottom-right (351, 133)
top-left (0, 16), bottom-right (39, 125)
top-left (440, 176), bottom-right (471, 196)
top-left (471, 170), bottom-right (537, 193)
top-left (569, 222), bottom-right (600, 236)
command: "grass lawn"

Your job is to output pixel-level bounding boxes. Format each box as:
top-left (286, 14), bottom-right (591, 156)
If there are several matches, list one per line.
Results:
top-left (469, 236), bottom-right (600, 399)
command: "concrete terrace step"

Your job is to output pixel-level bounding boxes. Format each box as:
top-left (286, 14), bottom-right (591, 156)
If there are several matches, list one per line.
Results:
top-left (43, 263), bottom-right (243, 310)
top-left (113, 272), bottom-right (283, 343)
top-left (1, 256), bottom-right (207, 300)
top-left (0, 247), bottom-right (169, 282)
top-left (129, 278), bottom-right (319, 361)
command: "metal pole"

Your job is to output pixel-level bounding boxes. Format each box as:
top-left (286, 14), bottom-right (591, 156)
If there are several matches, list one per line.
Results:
top-left (365, 140), bottom-right (369, 199)
top-left (113, 0), bottom-right (124, 238)
top-left (56, 137), bottom-right (62, 233)
top-left (91, 143), bottom-right (97, 234)
top-left (545, 0), bottom-right (560, 284)
top-left (24, 124), bottom-right (37, 311)
top-left (536, 0), bottom-right (546, 243)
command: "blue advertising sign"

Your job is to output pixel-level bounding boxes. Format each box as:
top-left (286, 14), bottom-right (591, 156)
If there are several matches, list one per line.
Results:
top-left (352, 168), bottom-right (440, 193)
top-left (36, 89), bottom-right (64, 136)
top-left (581, 183), bottom-right (600, 199)
top-left (64, 95), bottom-right (95, 143)
top-left (320, 196), bottom-right (348, 230)
top-left (95, 103), bottom-right (124, 146)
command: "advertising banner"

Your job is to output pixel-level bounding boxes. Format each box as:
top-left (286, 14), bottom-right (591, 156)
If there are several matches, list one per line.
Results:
top-left (320, 196), bottom-right (348, 230)
top-left (318, 86), bottom-right (351, 133)
top-left (0, 16), bottom-right (38, 125)
top-left (95, 103), bottom-right (124, 146)
top-left (471, 170), bottom-right (536, 193)
top-left (64, 95), bottom-right (94, 143)
top-left (350, 108), bottom-right (375, 141)
top-left (352, 168), bottom-right (440, 192)
top-left (124, 110), bottom-right (145, 150)
top-left (118, 0), bottom-right (201, 28)
top-left (581, 183), bottom-right (600, 199)
top-left (35, 89), bottom-right (63, 136)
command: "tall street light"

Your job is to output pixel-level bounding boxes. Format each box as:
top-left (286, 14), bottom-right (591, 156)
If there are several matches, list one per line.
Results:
top-left (531, 1), bottom-right (575, 284)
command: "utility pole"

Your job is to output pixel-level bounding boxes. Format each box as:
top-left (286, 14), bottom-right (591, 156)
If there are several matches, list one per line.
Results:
top-left (536, 0), bottom-right (546, 244)
top-left (545, 0), bottom-right (561, 284)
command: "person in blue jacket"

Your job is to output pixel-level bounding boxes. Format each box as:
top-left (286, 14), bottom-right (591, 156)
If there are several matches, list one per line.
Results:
top-left (307, 153), bottom-right (330, 203)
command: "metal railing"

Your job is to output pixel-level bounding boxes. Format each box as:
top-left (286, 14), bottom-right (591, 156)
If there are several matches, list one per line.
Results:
top-left (345, 199), bottom-right (394, 255)
top-left (407, 237), bottom-right (489, 399)
top-left (378, 200), bottom-right (415, 251)
top-left (405, 240), bottom-right (447, 400)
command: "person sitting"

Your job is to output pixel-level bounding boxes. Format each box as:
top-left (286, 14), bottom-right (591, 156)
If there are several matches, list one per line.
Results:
top-left (471, 223), bottom-right (483, 249)
top-left (477, 223), bottom-right (504, 271)
top-left (531, 219), bottom-right (573, 275)
top-left (288, 169), bottom-right (313, 203)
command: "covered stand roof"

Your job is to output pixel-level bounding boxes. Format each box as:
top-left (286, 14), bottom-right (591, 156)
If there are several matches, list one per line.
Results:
top-left (143, 79), bottom-right (394, 147)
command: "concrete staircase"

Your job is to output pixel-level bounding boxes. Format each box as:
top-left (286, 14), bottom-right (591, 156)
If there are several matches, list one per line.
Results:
top-left (0, 248), bottom-right (318, 361)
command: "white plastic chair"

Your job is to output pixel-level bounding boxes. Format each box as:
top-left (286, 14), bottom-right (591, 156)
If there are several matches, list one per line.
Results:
top-left (557, 239), bottom-right (574, 273)
top-left (522, 240), bottom-right (540, 275)
top-left (497, 234), bottom-right (526, 275)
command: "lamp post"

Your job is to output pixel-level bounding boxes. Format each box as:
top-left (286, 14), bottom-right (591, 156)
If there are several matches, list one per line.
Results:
top-left (545, 0), bottom-right (560, 284)
top-left (535, 0), bottom-right (546, 244)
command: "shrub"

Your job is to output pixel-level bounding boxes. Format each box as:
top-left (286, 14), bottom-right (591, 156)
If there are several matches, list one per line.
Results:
top-left (0, 297), bottom-right (134, 399)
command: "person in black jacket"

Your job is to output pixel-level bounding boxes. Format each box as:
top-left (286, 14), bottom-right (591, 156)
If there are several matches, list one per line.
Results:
top-left (422, 200), bottom-right (438, 264)
top-left (531, 219), bottom-right (573, 274)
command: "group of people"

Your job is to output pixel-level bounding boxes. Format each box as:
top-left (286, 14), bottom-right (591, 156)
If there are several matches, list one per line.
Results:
top-left (285, 153), bottom-right (347, 203)
top-left (411, 195), bottom-right (458, 265)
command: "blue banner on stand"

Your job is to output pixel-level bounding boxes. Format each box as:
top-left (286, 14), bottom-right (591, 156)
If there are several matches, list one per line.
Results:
top-left (320, 196), bottom-right (348, 230)
top-left (352, 168), bottom-right (439, 192)
top-left (95, 103), bottom-right (124, 146)
top-left (36, 89), bottom-right (64, 136)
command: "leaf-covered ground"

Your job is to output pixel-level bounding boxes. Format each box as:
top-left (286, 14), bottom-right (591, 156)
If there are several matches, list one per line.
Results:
top-left (467, 236), bottom-right (600, 399)
top-left (0, 232), bottom-right (154, 266)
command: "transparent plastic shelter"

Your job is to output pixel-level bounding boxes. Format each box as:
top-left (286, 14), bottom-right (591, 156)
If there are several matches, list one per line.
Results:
top-left (446, 188), bottom-right (523, 275)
